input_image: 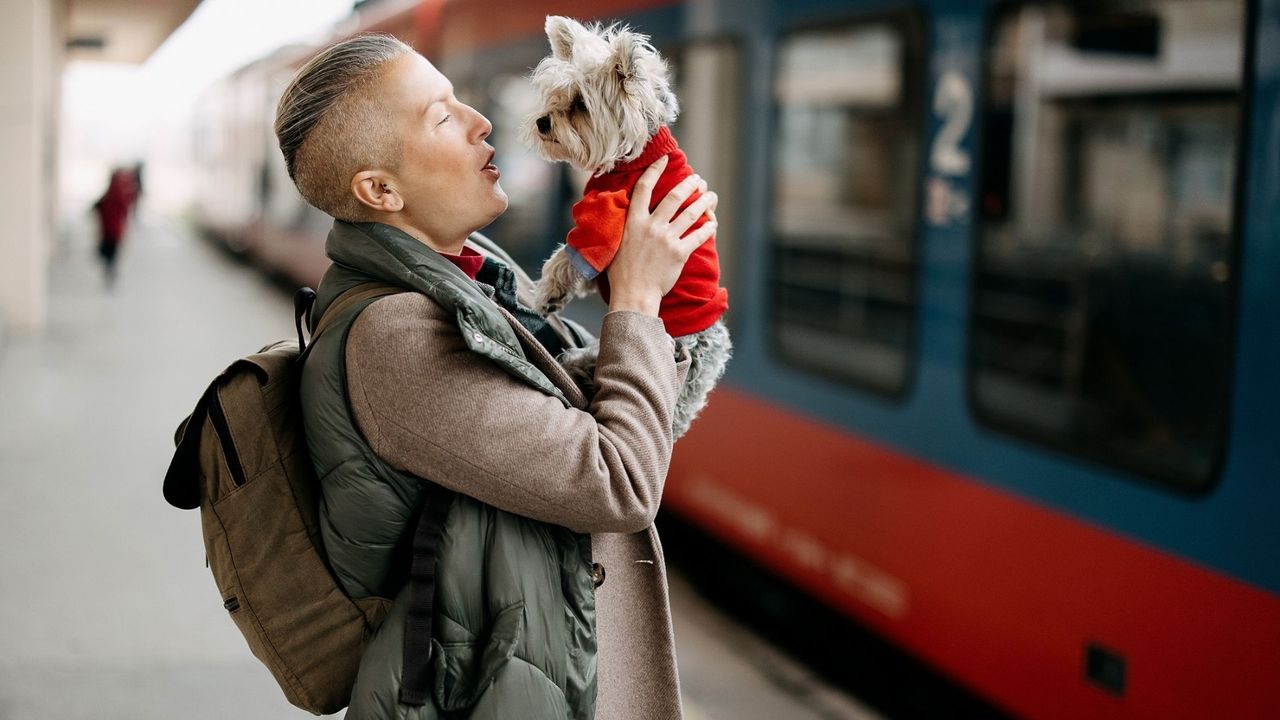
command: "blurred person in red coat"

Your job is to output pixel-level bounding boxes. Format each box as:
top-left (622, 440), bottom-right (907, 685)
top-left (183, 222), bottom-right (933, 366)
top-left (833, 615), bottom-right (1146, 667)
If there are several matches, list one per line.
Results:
top-left (93, 168), bottom-right (138, 286)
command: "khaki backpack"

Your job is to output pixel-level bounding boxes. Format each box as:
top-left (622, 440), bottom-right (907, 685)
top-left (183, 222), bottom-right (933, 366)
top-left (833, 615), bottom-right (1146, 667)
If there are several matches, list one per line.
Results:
top-left (162, 283), bottom-right (403, 715)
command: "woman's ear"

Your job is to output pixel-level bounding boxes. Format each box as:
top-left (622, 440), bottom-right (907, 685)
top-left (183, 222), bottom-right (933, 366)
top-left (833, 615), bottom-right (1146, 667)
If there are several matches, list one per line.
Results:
top-left (351, 170), bottom-right (404, 214)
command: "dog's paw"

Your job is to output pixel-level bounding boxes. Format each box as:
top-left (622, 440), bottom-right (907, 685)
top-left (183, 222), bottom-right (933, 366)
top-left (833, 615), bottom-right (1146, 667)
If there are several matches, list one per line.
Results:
top-left (535, 284), bottom-right (570, 315)
top-left (535, 246), bottom-right (583, 315)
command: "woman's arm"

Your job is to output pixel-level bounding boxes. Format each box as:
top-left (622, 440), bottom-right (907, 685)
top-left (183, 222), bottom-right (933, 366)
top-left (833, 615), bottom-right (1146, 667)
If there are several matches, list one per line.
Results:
top-left (346, 296), bottom-right (690, 534)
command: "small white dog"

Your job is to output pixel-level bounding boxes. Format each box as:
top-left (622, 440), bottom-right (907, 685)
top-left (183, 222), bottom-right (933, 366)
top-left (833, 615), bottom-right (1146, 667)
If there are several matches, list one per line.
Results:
top-left (522, 15), bottom-right (731, 438)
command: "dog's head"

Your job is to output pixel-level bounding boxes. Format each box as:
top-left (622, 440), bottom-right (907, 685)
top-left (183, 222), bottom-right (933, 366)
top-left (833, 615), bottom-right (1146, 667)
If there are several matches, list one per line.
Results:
top-left (522, 15), bottom-right (679, 175)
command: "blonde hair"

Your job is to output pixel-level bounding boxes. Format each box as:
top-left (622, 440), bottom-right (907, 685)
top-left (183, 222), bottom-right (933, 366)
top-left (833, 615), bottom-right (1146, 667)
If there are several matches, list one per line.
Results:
top-left (275, 34), bottom-right (412, 220)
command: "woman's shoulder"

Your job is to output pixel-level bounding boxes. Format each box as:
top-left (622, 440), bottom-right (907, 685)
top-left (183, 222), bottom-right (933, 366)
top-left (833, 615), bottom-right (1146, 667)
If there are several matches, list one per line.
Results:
top-left (350, 291), bottom-right (454, 348)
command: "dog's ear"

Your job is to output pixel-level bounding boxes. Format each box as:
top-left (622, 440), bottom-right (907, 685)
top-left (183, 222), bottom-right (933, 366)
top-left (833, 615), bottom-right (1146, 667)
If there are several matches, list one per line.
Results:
top-left (546, 15), bottom-right (585, 61)
top-left (609, 30), bottom-right (640, 82)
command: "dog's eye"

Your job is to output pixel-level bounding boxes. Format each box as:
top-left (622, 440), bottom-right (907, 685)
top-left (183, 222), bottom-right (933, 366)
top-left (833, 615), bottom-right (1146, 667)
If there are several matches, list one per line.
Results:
top-left (570, 96), bottom-right (587, 113)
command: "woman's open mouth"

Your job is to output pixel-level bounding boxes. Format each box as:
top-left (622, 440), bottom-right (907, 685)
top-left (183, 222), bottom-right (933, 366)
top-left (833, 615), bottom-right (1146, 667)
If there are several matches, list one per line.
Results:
top-left (481, 150), bottom-right (500, 180)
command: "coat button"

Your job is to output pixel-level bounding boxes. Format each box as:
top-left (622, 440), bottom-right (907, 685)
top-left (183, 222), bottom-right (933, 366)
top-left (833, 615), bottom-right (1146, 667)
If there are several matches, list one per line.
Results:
top-left (591, 562), bottom-right (606, 588)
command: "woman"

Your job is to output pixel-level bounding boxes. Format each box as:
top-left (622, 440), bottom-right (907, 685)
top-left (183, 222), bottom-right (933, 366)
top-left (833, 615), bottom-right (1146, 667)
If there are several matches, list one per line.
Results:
top-left (275, 34), bottom-right (719, 719)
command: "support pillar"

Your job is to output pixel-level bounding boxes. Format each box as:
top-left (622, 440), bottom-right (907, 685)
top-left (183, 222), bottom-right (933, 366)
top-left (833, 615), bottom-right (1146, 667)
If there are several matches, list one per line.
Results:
top-left (0, 0), bottom-right (60, 335)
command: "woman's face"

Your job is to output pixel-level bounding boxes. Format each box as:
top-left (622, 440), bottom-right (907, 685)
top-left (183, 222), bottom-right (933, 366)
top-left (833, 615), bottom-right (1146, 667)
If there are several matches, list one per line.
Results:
top-left (382, 53), bottom-right (508, 246)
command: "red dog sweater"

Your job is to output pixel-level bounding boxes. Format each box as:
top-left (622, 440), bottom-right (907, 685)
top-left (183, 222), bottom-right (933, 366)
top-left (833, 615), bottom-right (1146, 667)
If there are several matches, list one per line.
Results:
top-left (564, 126), bottom-right (729, 337)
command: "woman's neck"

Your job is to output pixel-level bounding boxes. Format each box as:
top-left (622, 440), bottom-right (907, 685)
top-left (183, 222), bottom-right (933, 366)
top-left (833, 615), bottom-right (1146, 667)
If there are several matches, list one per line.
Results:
top-left (381, 216), bottom-right (467, 256)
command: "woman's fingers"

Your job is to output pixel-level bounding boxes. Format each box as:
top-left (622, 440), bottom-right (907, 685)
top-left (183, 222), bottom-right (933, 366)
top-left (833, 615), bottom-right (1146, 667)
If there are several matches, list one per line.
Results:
top-left (677, 219), bottom-right (719, 259)
top-left (667, 191), bottom-right (718, 239)
top-left (631, 155), bottom-right (670, 214)
top-left (651, 173), bottom-right (705, 224)
top-left (612, 159), bottom-right (719, 305)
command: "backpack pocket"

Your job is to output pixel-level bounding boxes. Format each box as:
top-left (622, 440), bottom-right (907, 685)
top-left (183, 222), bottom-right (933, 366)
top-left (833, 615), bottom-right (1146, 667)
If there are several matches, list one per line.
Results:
top-left (204, 461), bottom-right (389, 714)
top-left (206, 392), bottom-right (247, 488)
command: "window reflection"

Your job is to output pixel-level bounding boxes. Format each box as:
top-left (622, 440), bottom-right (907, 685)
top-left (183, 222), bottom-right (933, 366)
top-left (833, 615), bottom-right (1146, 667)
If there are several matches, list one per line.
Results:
top-left (973, 0), bottom-right (1244, 490)
top-left (770, 19), bottom-right (922, 395)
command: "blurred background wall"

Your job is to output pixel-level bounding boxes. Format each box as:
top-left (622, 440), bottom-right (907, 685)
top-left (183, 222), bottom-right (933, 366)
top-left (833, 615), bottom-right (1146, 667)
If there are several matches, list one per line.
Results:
top-left (0, 0), bottom-right (201, 335)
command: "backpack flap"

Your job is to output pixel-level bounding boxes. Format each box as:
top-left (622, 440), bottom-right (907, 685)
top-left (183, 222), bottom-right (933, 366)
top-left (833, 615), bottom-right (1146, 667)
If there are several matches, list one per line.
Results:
top-left (247, 340), bottom-right (301, 378)
top-left (162, 354), bottom-right (279, 511)
top-left (163, 381), bottom-right (217, 510)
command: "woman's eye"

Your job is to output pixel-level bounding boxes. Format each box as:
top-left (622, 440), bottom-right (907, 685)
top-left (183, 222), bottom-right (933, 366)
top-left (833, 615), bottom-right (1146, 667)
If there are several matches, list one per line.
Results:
top-left (437, 114), bottom-right (451, 126)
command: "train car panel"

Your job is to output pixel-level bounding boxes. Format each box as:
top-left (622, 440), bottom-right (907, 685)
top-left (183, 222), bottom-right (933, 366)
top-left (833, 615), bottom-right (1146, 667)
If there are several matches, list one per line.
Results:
top-left (435, 0), bottom-right (682, 56)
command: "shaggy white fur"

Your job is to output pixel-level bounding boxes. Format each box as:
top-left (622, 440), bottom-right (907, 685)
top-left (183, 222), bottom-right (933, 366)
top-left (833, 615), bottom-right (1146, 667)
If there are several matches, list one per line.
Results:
top-left (521, 16), bottom-right (680, 176)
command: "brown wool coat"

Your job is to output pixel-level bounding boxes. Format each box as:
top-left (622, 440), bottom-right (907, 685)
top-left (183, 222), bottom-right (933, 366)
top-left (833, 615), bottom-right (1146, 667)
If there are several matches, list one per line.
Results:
top-left (344, 256), bottom-right (692, 720)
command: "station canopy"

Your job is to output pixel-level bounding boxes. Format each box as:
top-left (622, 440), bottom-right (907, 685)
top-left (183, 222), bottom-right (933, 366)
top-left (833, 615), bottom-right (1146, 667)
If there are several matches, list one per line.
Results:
top-left (65, 0), bottom-right (204, 63)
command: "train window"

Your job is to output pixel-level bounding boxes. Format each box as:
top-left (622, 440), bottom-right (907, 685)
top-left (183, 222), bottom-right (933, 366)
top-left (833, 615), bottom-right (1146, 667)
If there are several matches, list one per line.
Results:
top-left (769, 17), bottom-right (923, 395)
top-left (669, 40), bottom-right (744, 327)
top-left (972, 0), bottom-right (1245, 491)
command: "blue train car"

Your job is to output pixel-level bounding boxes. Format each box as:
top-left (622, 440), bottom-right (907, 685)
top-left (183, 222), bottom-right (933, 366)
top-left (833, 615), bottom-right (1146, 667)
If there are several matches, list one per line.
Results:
top-left (648, 1), bottom-right (1280, 717)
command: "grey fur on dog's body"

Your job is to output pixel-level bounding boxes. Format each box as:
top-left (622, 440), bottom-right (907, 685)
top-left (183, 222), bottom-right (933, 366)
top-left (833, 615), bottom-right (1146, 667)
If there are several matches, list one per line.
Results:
top-left (669, 320), bottom-right (732, 438)
top-left (558, 318), bottom-right (731, 439)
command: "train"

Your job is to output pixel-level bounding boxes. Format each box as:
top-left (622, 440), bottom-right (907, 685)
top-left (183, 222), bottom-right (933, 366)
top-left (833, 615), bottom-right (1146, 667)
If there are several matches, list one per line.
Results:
top-left (186, 0), bottom-right (1280, 717)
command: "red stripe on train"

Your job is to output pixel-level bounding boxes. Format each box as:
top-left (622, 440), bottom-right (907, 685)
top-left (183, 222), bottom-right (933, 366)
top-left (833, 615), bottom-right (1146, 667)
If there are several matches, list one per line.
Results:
top-left (666, 388), bottom-right (1280, 719)
top-left (430, 0), bottom-right (680, 56)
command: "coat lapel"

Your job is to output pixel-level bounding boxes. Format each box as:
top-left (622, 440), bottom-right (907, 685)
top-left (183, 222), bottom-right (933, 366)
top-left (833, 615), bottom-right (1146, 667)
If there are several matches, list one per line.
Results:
top-left (492, 304), bottom-right (590, 411)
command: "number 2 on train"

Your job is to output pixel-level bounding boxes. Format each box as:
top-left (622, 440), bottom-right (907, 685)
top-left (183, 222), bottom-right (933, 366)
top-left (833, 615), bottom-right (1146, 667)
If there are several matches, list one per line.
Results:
top-left (930, 70), bottom-right (972, 176)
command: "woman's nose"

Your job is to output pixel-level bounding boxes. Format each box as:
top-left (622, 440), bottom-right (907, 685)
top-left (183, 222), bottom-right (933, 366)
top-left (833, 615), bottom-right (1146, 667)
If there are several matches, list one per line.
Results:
top-left (536, 116), bottom-right (551, 135)
top-left (467, 105), bottom-right (492, 142)
top-left (478, 118), bottom-right (492, 141)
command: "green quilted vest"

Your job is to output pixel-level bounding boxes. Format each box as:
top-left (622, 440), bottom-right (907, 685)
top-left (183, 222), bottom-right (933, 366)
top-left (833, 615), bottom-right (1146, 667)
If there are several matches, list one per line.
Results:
top-left (299, 220), bottom-right (597, 719)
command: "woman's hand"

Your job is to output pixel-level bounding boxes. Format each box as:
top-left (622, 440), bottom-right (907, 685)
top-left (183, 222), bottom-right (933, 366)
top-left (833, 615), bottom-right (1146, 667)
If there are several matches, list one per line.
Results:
top-left (608, 155), bottom-right (719, 316)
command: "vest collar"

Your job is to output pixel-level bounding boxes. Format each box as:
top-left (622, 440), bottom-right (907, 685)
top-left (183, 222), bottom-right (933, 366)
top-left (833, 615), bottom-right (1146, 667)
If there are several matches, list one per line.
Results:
top-left (319, 220), bottom-right (571, 407)
top-left (323, 221), bottom-right (488, 312)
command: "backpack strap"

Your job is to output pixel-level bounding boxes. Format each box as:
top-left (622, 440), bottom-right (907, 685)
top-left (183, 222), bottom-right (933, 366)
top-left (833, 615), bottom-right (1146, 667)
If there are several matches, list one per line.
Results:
top-left (400, 481), bottom-right (456, 706)
top-left (299, 280), bottom-right (455, 706)
top-left (294, 288), bottom-right (317, 352)
top-left (310, 282), bottom-right (406, 346)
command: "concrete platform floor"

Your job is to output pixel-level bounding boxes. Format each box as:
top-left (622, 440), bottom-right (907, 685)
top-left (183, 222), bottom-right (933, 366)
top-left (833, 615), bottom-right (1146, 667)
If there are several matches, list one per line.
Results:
top-left (0, 214), bottom-right (877, 720)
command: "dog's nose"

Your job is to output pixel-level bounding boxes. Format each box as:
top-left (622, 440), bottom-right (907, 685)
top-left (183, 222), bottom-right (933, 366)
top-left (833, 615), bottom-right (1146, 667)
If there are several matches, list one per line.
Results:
top-left (536, 115), bottom-right (551, 135)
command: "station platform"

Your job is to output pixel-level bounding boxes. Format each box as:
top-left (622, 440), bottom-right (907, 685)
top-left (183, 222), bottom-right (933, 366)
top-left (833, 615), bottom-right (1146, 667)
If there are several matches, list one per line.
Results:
top-left (0, 213), bottom-right (876, 719)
